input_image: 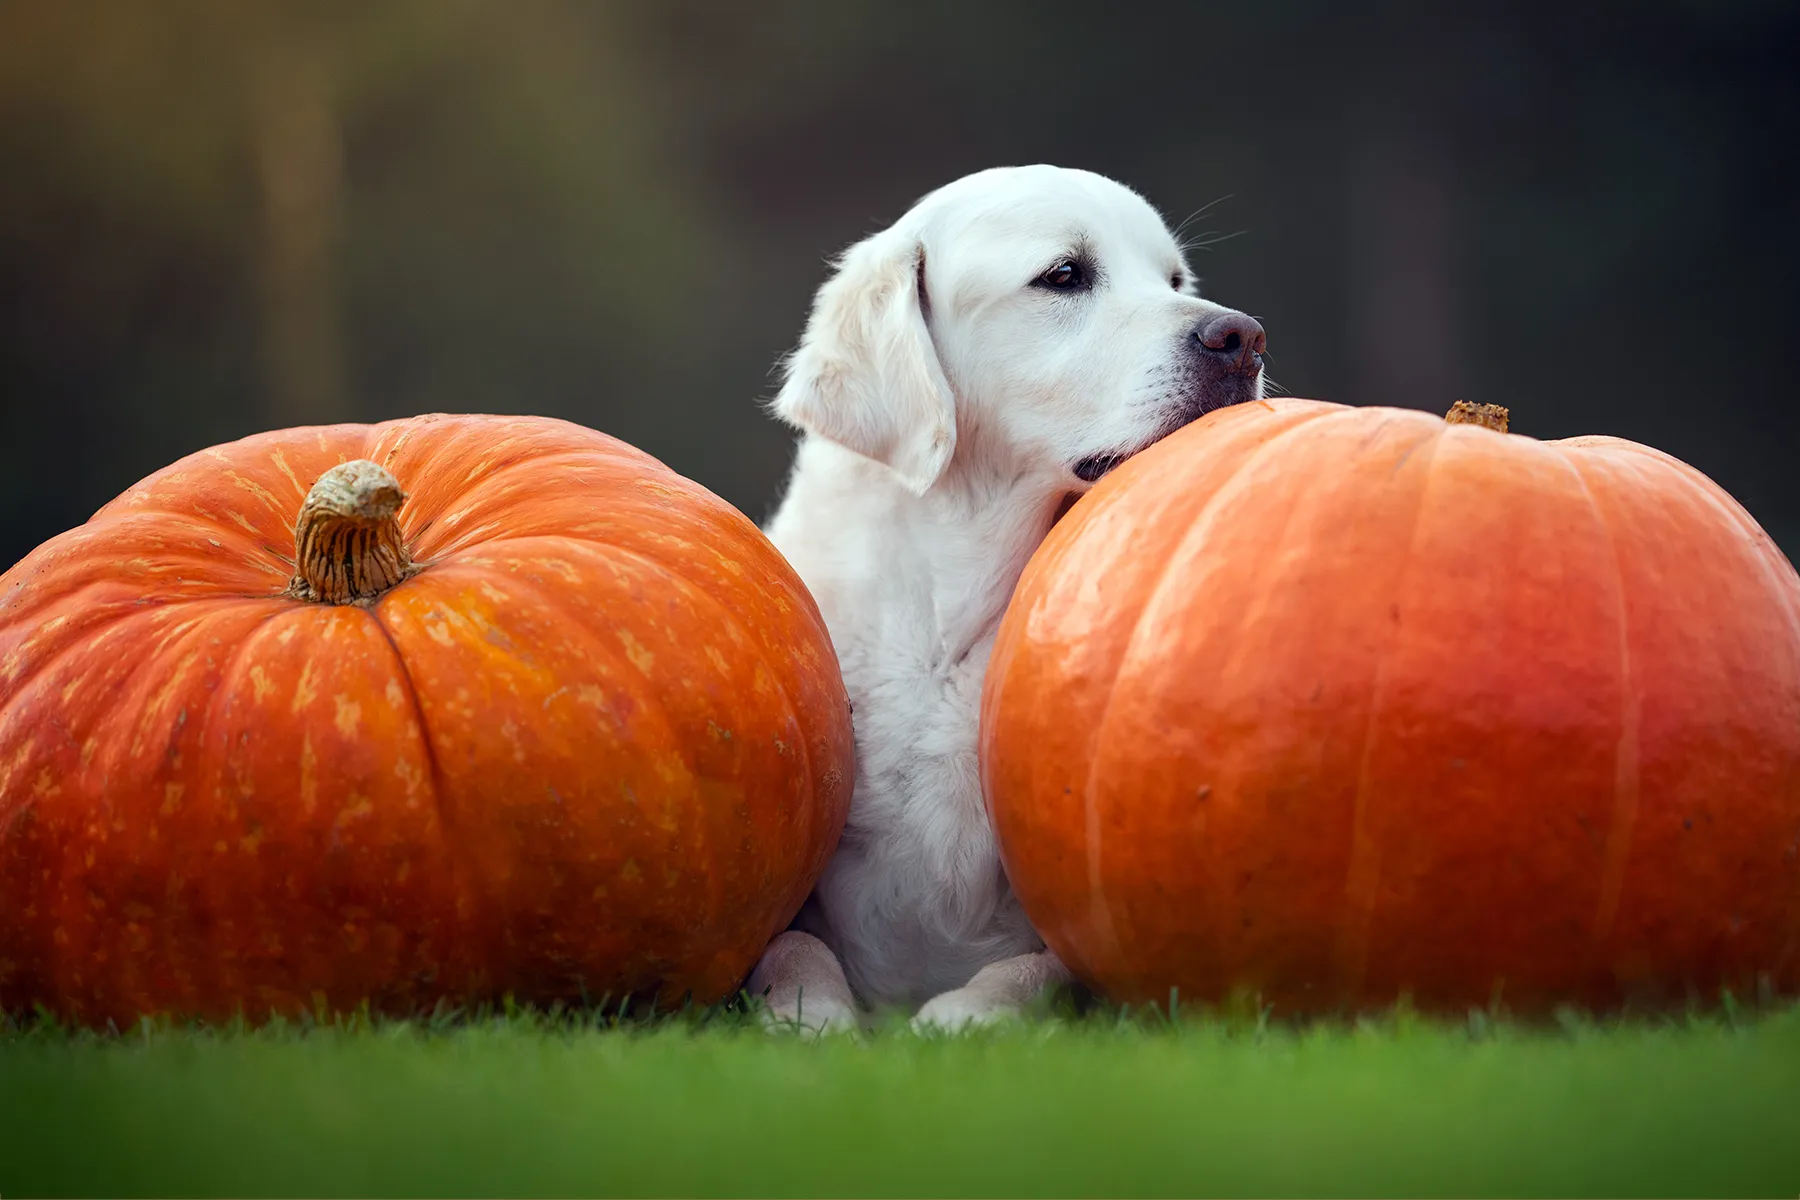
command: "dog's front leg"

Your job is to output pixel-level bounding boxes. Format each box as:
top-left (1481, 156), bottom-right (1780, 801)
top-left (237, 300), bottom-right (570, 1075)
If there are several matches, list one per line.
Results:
top-left (911, 948), bottom-right (1073, 1032)
top-left (746, 930), bottom-right (861, 1035)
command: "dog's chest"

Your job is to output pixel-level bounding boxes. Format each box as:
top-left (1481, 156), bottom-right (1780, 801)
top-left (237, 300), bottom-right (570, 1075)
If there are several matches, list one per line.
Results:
top-left (845, 630), bottom-right (993, 832)
top-left (818, 631), bottom-right (1042, 1001)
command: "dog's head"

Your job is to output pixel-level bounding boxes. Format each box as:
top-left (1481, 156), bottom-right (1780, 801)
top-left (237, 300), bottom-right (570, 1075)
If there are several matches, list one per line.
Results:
top-left (771, 164), bottom-right (1265, 496)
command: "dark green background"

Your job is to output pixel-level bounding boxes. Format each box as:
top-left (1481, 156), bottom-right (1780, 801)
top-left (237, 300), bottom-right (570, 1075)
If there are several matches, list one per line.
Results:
top-left (4, 0), bottom-right (1797, 565)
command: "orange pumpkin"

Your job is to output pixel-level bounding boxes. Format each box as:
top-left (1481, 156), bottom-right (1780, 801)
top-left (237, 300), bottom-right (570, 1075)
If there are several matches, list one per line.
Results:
top-left (982, 398), bottom-right (1800, 1015)
top-left (0, 414), bottom-right (852, 1027)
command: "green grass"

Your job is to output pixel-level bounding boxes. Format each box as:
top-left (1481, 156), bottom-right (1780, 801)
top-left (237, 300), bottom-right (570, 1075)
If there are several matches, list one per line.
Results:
top-left (2, 1000), bottom-right (1798, 1198)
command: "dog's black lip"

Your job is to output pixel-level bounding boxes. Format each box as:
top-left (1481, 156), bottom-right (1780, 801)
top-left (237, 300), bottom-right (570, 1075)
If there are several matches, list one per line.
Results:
top-left (1072, 453), bottom-right (1127, 483)
top-left (1070, 406), bottom-right (1197, 483)
top-left (1071, 421), bottom-right (1177, 483)
top-left (1069, 382), bottom-right (1262, 485)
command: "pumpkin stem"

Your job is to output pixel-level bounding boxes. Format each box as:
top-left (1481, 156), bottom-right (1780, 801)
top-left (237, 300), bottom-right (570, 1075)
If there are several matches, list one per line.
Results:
top-left (1445, 401), bottom-right (1510, 433)
top-left (286, 460), bottom-right (419, 605)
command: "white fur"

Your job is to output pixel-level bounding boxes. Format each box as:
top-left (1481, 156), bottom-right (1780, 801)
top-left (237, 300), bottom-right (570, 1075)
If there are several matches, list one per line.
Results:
top-left (752, 165), bottom-right (1264, 1032)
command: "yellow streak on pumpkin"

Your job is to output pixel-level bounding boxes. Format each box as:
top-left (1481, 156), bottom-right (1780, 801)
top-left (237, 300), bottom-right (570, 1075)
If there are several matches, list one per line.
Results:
top-left (79, 737), bottom-right (97, 770)
top-left (576, 684), bottom-right (607, 708)
top-left (393, 757), bottom-right (424, 802)
top-left (704, 645), bottom-right (731, 676)
top-left (32, 770), bottom-right (60, 799)
top-left (150, 615), bottom-right (195, 656)
top-left (540, 558), bottom-right (582, 584)
top-left (478, 581), bottom-right (509, 604)
top-left (2, 744), bottom-right (36, 797)
top-left (269, 448), bottom-right (304, 496)
top-left (292, 660), bottom-right (319, 711)
top-left (336, 794), bottom-right (374, 826)
top-left (501, 720), bottom-right (523, 762)
top-left (427, 622), bottom-right (454, 647)
top-left (276, 624), bottom-right (299, 645)
top-left (380, 425), bottom-right (415, 464)
top-left (619, 859), bottom-right (642, 883)
top-left (618, 630), bottom-right (655, 675)
top-left (160, 783), bottom-right (184, 816)
top-left (334, 695), bottom-right (362, 737)
top-left (385, 679), bottom-right (405, 709)
top-left (240, 827), bottom-right (264, 853)
top-left (132, 652), bottom-right (197, 758)
top-left (249, 666), bottom-right (275, 703)
top-left (226, 471), bottom-right (286, 517)
top-left (152, 653), bottom-right (197, 711)
top-left (299, 735), bottom-right (318, 815)
top-left (225, 510), bottom-right (258, 534)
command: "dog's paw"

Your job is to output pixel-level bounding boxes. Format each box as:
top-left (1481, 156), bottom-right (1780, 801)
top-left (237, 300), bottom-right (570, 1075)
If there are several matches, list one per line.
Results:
top-left (909, 950), bottom-right (1071, 1033)
top-left (747, 929), bottom-right (861, 1037)
top-left (910, 987), bottom-right (1022, 1033)
top-left (757, 993), bottom-right (861, 1037)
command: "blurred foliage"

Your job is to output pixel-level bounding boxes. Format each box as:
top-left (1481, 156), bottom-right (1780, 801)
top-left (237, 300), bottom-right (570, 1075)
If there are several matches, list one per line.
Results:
top-left (2, 0), bottom-right (1797, 566)
top-left (1, 0), bottom-right (717, 552)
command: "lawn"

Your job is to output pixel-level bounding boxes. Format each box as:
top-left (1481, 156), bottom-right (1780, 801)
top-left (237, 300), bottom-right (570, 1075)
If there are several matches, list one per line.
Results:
top-left (2, 1000), bottom-right (1797, 1198)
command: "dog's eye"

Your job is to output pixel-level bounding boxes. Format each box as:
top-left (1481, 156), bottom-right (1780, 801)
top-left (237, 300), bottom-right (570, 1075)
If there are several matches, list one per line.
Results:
top-left (1035, 260), bottom-right (1086, 291)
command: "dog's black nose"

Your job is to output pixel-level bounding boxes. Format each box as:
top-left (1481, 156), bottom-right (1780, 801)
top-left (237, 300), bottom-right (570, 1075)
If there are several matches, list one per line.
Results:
top-left (1191, 312), bottom-right (1266, 376)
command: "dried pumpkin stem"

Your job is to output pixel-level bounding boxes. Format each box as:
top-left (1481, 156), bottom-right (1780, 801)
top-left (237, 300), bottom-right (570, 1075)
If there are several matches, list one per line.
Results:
top-left (1445, 401), bottom-right (1510, 433)
top-left (286, 460), bottom-right (419, 605)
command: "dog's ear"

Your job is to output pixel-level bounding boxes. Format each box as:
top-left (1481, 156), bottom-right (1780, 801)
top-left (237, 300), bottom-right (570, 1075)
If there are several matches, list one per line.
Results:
top-left (771, 226), bottom-right (956, 496)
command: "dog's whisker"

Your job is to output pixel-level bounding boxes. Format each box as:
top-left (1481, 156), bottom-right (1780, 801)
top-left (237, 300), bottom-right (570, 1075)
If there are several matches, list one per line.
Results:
top-left (1173, 194), bottom-right (1235, 240)
top-left (1180, 229), bottom-right (1248, 254)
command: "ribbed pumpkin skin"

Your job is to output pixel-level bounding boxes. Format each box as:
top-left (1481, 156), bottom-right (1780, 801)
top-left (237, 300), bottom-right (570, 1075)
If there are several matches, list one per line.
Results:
top-left (0, 414), bottom-right (853, 1026)
top-left (982, 397), bottom-right (1800, 1015)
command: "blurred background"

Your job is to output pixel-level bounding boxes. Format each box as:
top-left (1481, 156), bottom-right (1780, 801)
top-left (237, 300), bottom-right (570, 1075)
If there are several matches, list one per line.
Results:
top-left (3, 0), bottom-right (1797, 569)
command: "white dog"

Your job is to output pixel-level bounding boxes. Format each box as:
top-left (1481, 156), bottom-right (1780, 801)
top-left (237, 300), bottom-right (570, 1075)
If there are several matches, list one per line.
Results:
top-left (749, 165), bottom-right (1266, 1031)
